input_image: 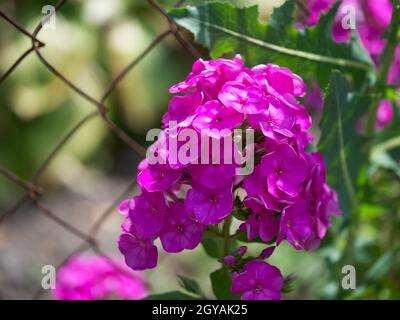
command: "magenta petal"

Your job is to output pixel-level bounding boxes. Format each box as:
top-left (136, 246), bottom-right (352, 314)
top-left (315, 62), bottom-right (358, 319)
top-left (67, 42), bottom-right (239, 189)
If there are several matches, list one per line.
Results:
top-left (128, 191), bottom-right (167, 237)
top-left (279, 199), bottom-right (313, 250)
top-left (186, 183), bottom-right (233, 225)
top-left (118, 234), bottom-right (158, 271)
top-left (137, 164), bottom-right (182, 192)
top-left (160, 201), bottom-right (205, 252)
top-left (231, 260), bottom-right (283, 300)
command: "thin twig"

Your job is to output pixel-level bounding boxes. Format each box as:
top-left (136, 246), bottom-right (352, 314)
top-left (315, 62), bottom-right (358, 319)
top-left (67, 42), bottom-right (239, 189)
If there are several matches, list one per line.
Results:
top-left (101, 29), bottom-right (172, 103)
top-left (31, 12), bottom-right (147, 156)
top-left (31, 111), bottom-right (99, 182)
top-left (222, 215), bottom-right (233, 256)
top-left (89, 181), bottom-right (136, 234)
top-left (147, 0), bottom-right (203, 59)
top-left (0, 164), bottom-right (42, 194)
top-left (0, 7), bottom-right (46, 83)
top-left (0, 194), bottom-right (29, 223)
top-left (0, 10), bottom-right (45, 46)
top-left (32, 200), bottom-right (97, 246)
top-left (0, 47), bottom-right (35, 84)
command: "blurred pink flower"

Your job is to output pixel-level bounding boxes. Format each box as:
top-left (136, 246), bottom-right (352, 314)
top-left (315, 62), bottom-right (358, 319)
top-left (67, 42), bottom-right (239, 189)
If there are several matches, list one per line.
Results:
top-left (53, 255), bottom-right (148, 300)
top-left (300, 0), bottom-right (394, 66)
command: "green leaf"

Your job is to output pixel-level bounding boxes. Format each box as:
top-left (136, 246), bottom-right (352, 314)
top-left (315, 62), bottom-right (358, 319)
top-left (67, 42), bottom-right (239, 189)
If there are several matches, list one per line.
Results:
top-left (353, 247), bottom-right (400, 298)
top-left (201, 234), bottom-right (222, 258)
top-left (359, 203), bottom-right (384, 220)
top-left (281, 274), bottom-right (297, 294)
top-left (169, 1), bottom-right (373, 86)
top-left (371, 150), bottom-right (400, 178)
top-left (362, 248), bottom-right (400, 285)
top-left (178, 275), bottom-right (205, 298)
top-left (318, 71), bottom-right (370, 217)
top-left (145, 291), bottom-right (200, 300)
top-left (231, 206), bottom-right (249, 221)
top-left (201, 233), bottom-right (237, 258)
top-left (210, 267), bottom-right (239, 300)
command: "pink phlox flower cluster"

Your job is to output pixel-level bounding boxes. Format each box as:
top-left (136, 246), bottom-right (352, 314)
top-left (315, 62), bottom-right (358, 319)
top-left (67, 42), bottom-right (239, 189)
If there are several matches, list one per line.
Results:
top-left (118, 55), bottom-right (340, 299)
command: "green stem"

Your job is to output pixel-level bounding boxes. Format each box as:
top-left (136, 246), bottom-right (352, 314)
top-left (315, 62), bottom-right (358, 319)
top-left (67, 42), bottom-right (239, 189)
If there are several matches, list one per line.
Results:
top-left (222, 215), bottom-right (233, 257)
top-left (374, 136), bottom-right (400, 154)
top-left (338, 86), bottom-right (360, 262)
top-left (194, 20), bottom-right (372, 71)
top-left (205, 226), bottom-right (223, 238)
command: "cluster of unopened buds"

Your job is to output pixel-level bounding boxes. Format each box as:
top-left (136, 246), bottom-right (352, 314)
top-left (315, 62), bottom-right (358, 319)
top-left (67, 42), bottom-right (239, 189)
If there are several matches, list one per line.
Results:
top-left (118, 54), bottom-right (341, 300)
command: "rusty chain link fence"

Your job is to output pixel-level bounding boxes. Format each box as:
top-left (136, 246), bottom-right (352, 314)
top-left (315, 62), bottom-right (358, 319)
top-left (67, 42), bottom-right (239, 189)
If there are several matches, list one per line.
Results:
top-left (0, 0), bottom-right (204, 299)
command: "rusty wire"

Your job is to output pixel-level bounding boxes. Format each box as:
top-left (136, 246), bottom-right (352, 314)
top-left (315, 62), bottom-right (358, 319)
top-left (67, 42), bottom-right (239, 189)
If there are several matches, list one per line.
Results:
top-left (0, 0), bottom-right (203, 299)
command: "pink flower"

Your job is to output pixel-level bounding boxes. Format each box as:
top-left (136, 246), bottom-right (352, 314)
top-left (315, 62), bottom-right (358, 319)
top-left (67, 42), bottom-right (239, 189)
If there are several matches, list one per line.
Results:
top-left (192, 100), bottom-right (244, 138)
top-left (243, 166), bottom-right (282, 211)
top-left (127, 190), bottom-right (168, 237)
top-left (304, 82), bottom-right (324, 112)
top-left (231, 260), bottom-right (283, 300)
top-left (218, 83), bottom-right (267, 114)
top-left (186, 182), bottom-right (233, 225)
top-left (241, 198), bottom-right (279, 242)
top-left (362, 0), bottom-right (393, 30)
top-left (119, 198), bottom-right (135, 215)
top-left (388, 45), bottom-right (400, 85)
top-left (256, 64), bottom-right (306, 97)
top-left (118, 233), bottom-right (158, 271)
top-left (189, 162), bottom-right (237, 189)
top-left (356, 99), bottom-right (394, 133)
top-left (260, 144), bottom-right (308, 198)
top-left (160, 201), bottom-right (205, 253)
top-left (248, 96), bottom-right (295, 139)
top-left (300, 0), bottom-right (393, 65)
top-left (170, 55), bottom-right (244, 99)
top-left (277, 199), bottom-right (313, 250)
top-left (137, 163), bottom-right (182, 192)
top-left (53, 254), bottom-right (148, 300)
top-left (375, 99), bottom-right (394, 130)
top-left (331, 0), bottom-right (362, 42)
top-left (162, 90), bottom-right (203, 128)
top-left (303, 152), bottom-right (341, 249)
top-left (298, 0), bottom-right (336, 27)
